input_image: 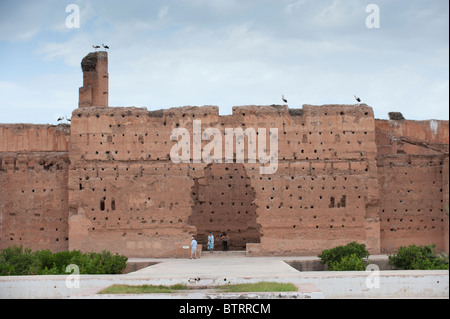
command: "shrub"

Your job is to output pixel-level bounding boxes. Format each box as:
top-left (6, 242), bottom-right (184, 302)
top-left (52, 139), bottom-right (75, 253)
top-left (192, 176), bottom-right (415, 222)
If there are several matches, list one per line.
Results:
top-left (0, 246), bottom-right (43, 275)
top-left (328, 253), bottom-right (366, 271)
top-left (388, 244), bottom-right (449, 270)
top-left (0, 245), bottom-right (128, 276)
top-left (318, 241), bottom-right (369, 271)
top-left (71, 250), bottom-right (128, 274)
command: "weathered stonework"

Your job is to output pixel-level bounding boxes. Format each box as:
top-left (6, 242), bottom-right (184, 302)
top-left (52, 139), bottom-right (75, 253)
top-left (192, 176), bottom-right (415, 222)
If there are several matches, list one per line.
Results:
top-left (0, 124), bottom-right (70, 251)
top-left (78, 51), bottom-right (108, 108)
top-left (0, 52), bottom-right (448, 257)
top-left (375, 119), bottom-right (449, 253)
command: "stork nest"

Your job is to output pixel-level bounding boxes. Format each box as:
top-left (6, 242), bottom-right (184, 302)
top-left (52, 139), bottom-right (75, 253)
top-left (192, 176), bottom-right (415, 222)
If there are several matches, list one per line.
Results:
top-left (389, 112), bottom-right (405, 121)
top-left (81, 52), bottom-right (98, 72)
top-left (289, 109), bottom-right (304, 117)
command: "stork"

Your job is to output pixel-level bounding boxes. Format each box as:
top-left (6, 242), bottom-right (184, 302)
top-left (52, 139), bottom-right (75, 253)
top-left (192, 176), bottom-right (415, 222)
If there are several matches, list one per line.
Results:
top-left (92, 45), bottom-right (100, 50)
top-left (57, 116), bottom-right (63, 122)
top-left (282, 95), bottom-right (288, 104)
top-left (102, 44), bottom-right (109, 50)
top-left (354, 95), bottom-right (362, 103)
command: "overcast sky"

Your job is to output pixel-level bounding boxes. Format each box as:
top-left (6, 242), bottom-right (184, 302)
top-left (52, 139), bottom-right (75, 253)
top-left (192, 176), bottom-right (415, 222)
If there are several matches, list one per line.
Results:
top-left (0, 0), bottom-right (448, 124)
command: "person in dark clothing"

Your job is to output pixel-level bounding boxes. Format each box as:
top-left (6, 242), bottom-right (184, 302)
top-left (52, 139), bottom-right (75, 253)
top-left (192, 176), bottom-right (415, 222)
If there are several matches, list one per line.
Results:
top-left (220, 232), bottom-right (229, 251)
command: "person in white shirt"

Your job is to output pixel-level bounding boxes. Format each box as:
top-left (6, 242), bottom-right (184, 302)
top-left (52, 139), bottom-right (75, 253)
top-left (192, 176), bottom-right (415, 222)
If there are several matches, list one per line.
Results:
top-left (207, 232), bottom-right (214, 253)
top-left (190, 236), bottom-right (198, 259)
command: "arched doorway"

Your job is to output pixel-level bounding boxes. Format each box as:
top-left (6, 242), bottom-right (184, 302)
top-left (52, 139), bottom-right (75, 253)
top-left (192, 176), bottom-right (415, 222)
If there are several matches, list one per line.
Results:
top-left (188, 163), bottom-right (260, 251)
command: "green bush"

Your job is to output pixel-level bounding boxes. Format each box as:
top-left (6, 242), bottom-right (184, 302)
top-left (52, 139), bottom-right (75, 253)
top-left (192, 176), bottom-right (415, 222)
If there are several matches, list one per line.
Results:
top-left (0, 245), bottom-right (128, 276)
top-left (0, 246), bottom-right (40, 275)
top-left (318, 241), bottom-right (369, 271)
top-left (328, 253), bottom-right (366, 271)
top-left (388, 244), bottom-right (449, 270)
top-left (70, 250), bottom-right (128, 274)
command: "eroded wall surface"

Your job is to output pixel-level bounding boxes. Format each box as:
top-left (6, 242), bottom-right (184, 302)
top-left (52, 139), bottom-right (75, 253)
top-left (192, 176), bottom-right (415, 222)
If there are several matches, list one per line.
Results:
top-left (67, 104), bottom-right (382, 257)
top-left (375, 119), bottom-right (449, 253)
top-left (0, 125), bottom-right (70, 251)
top-left (1, 107), bottom-right (448, 257)
top-left (247, 105), bottom-right (381, 255)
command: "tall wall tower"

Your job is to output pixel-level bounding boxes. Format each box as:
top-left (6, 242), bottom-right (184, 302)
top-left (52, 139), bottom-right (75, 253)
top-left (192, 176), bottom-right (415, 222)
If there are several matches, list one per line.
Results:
top-left (78, 51), bottom-right (109, 108)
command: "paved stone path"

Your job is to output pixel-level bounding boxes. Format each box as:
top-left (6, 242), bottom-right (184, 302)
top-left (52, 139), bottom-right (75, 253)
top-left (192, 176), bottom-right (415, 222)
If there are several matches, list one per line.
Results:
top-left (126, 253), bottom-right (304, 280)
top-left (0, 253), bottom-right (447, 299)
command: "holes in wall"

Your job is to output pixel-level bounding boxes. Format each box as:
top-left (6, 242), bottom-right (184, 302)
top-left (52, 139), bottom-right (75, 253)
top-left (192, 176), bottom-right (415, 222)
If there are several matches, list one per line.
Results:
top-left (329, 195), bottom-right (346, 208)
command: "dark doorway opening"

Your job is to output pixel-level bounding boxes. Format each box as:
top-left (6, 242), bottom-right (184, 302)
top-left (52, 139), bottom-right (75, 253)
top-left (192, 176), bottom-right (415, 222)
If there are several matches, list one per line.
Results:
top-left (189, 163), bottom-right (260, 251)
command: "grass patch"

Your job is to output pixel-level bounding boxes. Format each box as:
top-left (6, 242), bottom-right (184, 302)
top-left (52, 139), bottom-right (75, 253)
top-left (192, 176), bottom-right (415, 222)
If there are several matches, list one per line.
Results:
top-left (97, 282), bottom-right (298, 294)
top-left (98, 284), bottom-right (189, 294)
top-left (217, 282), bottom-right (298, 293)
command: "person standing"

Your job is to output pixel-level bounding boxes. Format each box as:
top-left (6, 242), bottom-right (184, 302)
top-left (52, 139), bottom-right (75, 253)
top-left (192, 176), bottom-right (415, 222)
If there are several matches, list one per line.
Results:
top-left (207, 232), bottom-right (214, 253)
top-left (190, 236), bottom-right (198, 259)
top-left (220, 232), bottom-right (228, 251)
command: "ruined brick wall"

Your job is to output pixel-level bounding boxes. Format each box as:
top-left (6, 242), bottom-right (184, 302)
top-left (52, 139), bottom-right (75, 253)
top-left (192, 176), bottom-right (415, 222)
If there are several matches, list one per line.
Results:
top-left (1, 108), bottom-right (448, 257)
top-left (443, 154), bottom-right (449, 253)
top-left (68, 106), bottom-right (198, 257)
top-left (375, 119), bottom-right (449, 253)
top-left (0, 124), bottom-right (70, 252)
top-left (78, 51), bottom-right (108, 108)
top-left (67, 104), bottom-right (381, 257)
top-left (0, 124), bottom-right (70, 152)
top-left (376, 119), bottom-right (448, 155)
top-left (246, 104), bottom-right (380, 256)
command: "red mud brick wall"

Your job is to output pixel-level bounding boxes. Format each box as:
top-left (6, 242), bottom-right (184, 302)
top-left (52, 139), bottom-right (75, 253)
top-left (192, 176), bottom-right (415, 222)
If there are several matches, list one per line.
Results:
top-left (68, 104), bottom-right (382, 257)
top-left (1, 108), bottom-right (448, 257)
top-left (0, 124), bottom-right (70, 252)
top-left (375, 119), bottom-right (449, 253)
top-left (68, 106), bottom-right (198, 257)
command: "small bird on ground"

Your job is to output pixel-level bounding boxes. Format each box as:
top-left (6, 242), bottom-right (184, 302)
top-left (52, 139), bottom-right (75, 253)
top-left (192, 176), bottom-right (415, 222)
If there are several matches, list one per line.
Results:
top-left (354, 95), bottom-right (362, 103)
top-left (282, 95), bottom-right (288, 104)
top-left (92, 45), bottom-right (100, 50)
top-left (102, 44), bottom-right (109, 50)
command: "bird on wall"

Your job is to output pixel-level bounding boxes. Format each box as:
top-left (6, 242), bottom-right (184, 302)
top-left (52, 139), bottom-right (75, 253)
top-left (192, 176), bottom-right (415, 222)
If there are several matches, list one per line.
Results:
top-left (282, 95), bottom-right (288, 104)
top-left (102, 44), bottom-right (109, 50)
top-left (65, 116), bottom-right (71, 122)
top-left (92, 45), bottom-right (100, 50)
top-left (57, 116), bottom-right (63, 122)
top-left (354, 95), bottom-right (362, 103)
